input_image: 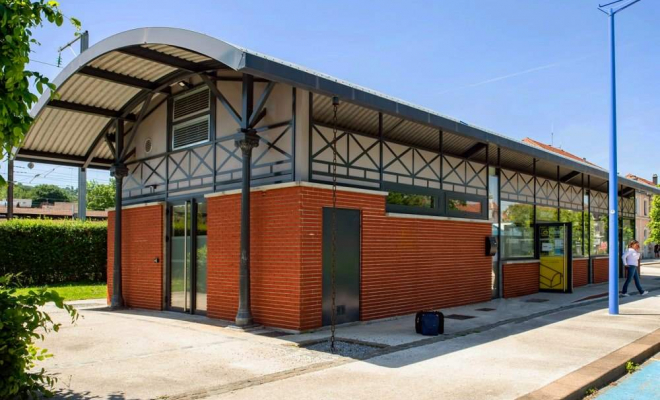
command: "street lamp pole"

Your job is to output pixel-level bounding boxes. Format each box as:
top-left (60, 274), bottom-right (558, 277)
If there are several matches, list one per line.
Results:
top-left (598, 0), bottom-right (643, 315)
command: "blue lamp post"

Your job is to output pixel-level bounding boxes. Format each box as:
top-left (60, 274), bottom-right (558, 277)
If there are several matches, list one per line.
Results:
top-left (598, 0), bottom-right (643, 315)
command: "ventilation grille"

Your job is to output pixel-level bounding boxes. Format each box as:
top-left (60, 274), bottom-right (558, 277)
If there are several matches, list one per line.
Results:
top-left (172, 116), bottom-right (210, 149)
top-left (173, 87), bottom-right (210, 122)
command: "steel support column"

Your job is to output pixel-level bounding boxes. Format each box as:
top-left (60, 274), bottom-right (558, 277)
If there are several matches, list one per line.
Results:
top-left (78, 167), bottom-right (87, 221)
top-left (110, 120), bottom-right (128, 309)
top-left (7, 158), bottom-right (14, 219)
top-left (235, 74), bottom-right (258, 327)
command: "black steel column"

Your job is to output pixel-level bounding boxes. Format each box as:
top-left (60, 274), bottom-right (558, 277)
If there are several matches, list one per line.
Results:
top-left (7, 158), bottom-right (13, 219)
top-left (110, 120), bottom-right (128, 309)
top-left (235, 74), bottom-right (258, 327)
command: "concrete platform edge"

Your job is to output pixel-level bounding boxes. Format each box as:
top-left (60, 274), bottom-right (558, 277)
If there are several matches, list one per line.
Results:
top-left (518, 328), bottom-right (660, 400)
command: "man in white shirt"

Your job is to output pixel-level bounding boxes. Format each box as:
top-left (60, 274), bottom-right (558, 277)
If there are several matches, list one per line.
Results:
top-left (621, 240), bottom-right (649, 297)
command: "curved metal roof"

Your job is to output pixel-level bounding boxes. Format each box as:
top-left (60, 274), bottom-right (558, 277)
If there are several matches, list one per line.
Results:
top-left (20, 27), bottom-right (660, 195)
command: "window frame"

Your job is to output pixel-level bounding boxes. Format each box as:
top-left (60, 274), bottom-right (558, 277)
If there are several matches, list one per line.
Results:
top-left (500, 200), bottom-right (536, 260)
top-left (168, 83), bottom-right (216, 152)
top-left (445, 192), bottom-right (488, 220)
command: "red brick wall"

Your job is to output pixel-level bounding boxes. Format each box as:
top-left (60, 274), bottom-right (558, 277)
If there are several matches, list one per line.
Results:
top-left (298, 186), bottom-right (493, 325)
top-left (592, 257), bottom-right (609, 284)
top-left (573, 259), bottom-right (589, 288)
top-left (503, 261), bottom-right (539, 298)
top-left (107, 204), bottom-right (163, 310)
top-left (206, 184), bottom-right (492, 330)
top-left (206, 187), bottom-right (304, 330)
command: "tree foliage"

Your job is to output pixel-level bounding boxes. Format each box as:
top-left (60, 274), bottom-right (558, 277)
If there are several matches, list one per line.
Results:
top-left (0, 218), bottom-right (107, 285)
top-left (86, 179), bottom-right (115, 211)
top-left (31, 183), bottom-right (73, 205)
top-left (645, 194), bottom-right (660, 245)
top-left (0, 274), bottom-right (78, 398)
top-left (0, 0), bottom-right (80, 183)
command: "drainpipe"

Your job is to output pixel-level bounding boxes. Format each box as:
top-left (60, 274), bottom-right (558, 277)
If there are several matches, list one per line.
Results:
top-left (235, 74), bottom-right (258, 327)
top-left (110, 120), bottom-right (127, 309)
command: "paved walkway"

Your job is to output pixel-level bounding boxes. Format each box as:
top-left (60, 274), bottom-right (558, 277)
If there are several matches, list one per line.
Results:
top-left (595, 353), bottom-right (660, 400)
top-left (40, 268), bottom-right (660, 399)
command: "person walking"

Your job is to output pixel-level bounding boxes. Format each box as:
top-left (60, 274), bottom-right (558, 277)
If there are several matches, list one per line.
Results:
top-left (654, 243), bottom-right (659, 258)
top-left (621, 240), bottom-right (648, 297)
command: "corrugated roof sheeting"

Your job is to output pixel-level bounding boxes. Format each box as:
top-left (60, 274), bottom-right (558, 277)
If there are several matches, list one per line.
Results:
top-left (93, 138), bottom-right (114, 159)
top-left (499, 147), bottom-right (534, 174)
top-left (386, 119), bottom-right (438, 151)
top-left (142, 44), bottom-right (212, 63)
top-left (57, 74), bottom-right (141, 111)
top-left (313, 94), bottom-right (379, 136)
top-left (24, 108), bottom-right (109, 156)
top-left (89, 51), bottom-right (175, 82)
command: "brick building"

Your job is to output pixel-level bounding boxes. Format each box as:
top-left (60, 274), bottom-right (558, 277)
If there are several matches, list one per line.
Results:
top-left (625, 174), bottom-right (658, 258)
top-left (19, 28), bottom-right (660, 331)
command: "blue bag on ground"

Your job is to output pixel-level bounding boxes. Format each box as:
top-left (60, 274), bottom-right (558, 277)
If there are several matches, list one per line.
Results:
top-left (415, 311), bottom-right (444, 336)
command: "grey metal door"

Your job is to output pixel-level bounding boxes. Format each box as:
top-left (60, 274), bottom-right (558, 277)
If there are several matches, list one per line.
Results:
top-left (322, 208), bottom-right (360, 326)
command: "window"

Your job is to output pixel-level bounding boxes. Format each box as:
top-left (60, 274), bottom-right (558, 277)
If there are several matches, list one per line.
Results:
top-left (536, 206), bottom-right (558, 222)
top-left (386, 191), bottom-right (434, 208)
top-left (644, 200), bottom-right (648, 216)
top-left (448, 198), bottom-right (482, 213)
top-left (590, 213), bottom-right (608, 255)
top-left (501, 201), bottom-right (534, 259)
top-left (170, 86), bottom-right (213, 150)
top-left (622, 218), bottom-right (634, 249)
top-left (560, 209), bottom-right (584, 257)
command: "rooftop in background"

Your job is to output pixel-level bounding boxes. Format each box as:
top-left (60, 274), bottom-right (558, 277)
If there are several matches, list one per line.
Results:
top-left (522, 138), bottom-right (602, 168)
top-left (626, 174), bottom-right (657, 188)
top-left (0, 201), bottom-right (108, 220)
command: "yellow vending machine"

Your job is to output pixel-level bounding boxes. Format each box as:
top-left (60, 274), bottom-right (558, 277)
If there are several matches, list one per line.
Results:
top-left (537, 223), bottom-right (573, 293)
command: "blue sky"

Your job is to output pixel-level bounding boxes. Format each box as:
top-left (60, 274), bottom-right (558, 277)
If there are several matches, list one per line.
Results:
top-left (3, 0), bottom-right (659, 189)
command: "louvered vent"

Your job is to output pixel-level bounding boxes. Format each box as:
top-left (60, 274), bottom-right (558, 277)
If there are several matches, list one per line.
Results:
top-left (172, 116), bottom-right (210, 149)
top-left (173, 87), bottom-right (210, 122)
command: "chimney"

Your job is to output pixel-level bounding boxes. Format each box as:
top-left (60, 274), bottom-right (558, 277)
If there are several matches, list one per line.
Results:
top-left (653, 174), bottom-right (658, 185)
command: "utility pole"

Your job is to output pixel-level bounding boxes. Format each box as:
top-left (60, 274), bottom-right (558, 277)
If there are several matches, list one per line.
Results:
top-left (58, 31), bottom-right (90, 220)
top-left (597, 0), bottom-right (643, 315)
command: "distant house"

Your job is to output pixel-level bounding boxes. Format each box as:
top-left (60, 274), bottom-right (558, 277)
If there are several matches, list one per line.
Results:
top-left (625, 173), bottom-right (658, 258)
top-left (0, 198), bottom-right (33, 208)
top-left (0, 201), bottom-right (107, 220)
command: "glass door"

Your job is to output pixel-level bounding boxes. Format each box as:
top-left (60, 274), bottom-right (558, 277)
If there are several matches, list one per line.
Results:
top-left (169, 199), bottom-right (207, 314)
top-left (537, 223), bottom-right (573, 293)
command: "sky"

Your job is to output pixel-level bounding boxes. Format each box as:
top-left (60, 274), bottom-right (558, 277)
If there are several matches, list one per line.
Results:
top-left (2, 0), bottom-right (659, 190)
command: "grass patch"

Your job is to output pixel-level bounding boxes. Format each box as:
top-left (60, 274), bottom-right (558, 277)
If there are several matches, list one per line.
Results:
top-left (12, 282), bottom-right (106, 301)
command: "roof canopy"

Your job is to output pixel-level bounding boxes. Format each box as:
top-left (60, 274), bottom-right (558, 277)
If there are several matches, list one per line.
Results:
top-left (20, 27), bottom-right (660, 195)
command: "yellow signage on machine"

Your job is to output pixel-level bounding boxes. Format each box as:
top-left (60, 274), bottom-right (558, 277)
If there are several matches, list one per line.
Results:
top-left (538, 224), bottom-right (571, 292)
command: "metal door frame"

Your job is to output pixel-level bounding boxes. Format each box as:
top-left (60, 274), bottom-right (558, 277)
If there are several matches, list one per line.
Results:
top-left (166, 197), bottom-right (205, 315)
top-left (536, 222), bottom-right (573, 293)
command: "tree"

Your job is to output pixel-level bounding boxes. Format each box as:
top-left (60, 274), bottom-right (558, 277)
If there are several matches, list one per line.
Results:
top-left (0, 1), bottom-right (80, 184)
top-left (0, 275), bottom-right (78, 398)
top-left (87, 179), bottom-right (115, 211)
top-left (645, 194), bottom-right (660, 245)
top-left (1, 182), bottom-right (34, 201)
top-left (31, 184), bottom-right (72, 205)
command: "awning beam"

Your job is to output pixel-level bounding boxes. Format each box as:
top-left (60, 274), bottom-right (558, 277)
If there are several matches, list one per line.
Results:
top-left (48, 100), bottom-right (137, 121)
top-left (118, 46), bottom-right (222, 73)
top-left (462, 142), bottom-right (487, 159)
top-left (78, 66), bottom-right (170, 93)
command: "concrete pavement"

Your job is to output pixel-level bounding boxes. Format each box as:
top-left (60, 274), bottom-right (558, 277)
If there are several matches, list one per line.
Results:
top-left (39, 269), bottom-right (660, 399)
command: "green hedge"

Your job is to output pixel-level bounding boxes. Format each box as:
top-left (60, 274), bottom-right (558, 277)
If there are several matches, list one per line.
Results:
top-left (0, 219), bottom-right (107, 285)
